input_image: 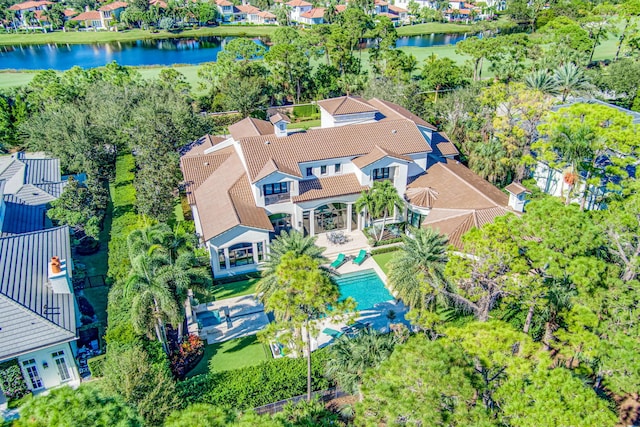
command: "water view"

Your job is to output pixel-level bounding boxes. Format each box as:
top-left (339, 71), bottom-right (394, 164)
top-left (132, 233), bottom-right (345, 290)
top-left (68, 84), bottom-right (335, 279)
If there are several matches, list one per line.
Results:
top-left (0, 32), bottom-right (473, 71)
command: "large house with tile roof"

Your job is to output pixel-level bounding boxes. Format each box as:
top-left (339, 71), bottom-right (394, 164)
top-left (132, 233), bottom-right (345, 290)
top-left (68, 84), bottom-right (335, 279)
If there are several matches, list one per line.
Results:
top-left (181, 96), bottom-right (524, 278)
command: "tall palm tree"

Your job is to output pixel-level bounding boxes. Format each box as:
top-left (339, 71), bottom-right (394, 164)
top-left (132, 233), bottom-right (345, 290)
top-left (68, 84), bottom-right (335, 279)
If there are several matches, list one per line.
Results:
top-left (355, 189), bottom-right (377, 228)
top-left (127, 223), bottom-right (172, 260)
top-left (325, 328), bottom-right (396, 398)
top-left (125, 249), bottom-right (180, 353)
top-left (387, 228), bottom-right (449, 310)
top-left (256, 230), bottom-right (327, 303)
top-left (553, 63), bottom-right (590, 102)
top-left (468, 140), bottom-right (510, 185)
top-left (372, 180), bottom-right (404, 241)
top-left (524, 69), bottom-right (558, 95)
top-left (552, 123), bottom-right (596, 205)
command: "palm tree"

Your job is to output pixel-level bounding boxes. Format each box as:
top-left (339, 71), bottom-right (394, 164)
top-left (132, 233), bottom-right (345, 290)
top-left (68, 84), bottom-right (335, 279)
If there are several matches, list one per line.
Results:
top-left (325, 328), bottom-right (396, 398)
top-left (127, 223), bottom-right (172, 260)
top-left (256, 230), bottom-right (327, 303)
top-left (553, 63), bottom-right (590, 102)
top-left (552, 123), bottom-right (596, 205)
top-left (125, 249), bottom-right (180, 353)
top-left (372, 180), bottom-right (404, 241)
top-left (468, 140), bottom-right (510, 185)
top-left (355, 189), bottom-right (377, 228)
top-left (387, 228), bottom-right (449, 310)
top-left (524, 69), bottom-right (558, 95)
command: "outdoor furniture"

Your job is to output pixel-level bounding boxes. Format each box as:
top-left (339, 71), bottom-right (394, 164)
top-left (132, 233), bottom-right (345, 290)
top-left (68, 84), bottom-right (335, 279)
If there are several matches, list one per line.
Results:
top-left (328, 230), bottom-right (346, 245)
top-left (352, 249), bottom-right (367, 265)
top-left (330, 253), bottom-right (346, 269)
top-left (322, 328), bottom-right (344, 339)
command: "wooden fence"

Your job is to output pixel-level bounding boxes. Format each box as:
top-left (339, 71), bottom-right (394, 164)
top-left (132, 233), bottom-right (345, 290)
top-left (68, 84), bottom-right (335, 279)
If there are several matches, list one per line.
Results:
top-left (253, 387), bottom-right (348, 416)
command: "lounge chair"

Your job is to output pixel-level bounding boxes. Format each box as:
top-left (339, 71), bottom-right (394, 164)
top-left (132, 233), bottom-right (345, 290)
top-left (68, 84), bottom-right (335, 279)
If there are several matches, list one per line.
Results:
top-left (352, 249), bottom-right (367, 265)
top-left (322, 328), bottom-right (344, 339)
top-left (330, 253), bottom-right (346, 269)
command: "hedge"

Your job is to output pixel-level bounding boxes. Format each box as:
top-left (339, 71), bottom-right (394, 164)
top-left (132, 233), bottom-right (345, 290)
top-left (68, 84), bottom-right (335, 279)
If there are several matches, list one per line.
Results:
top-left (87, 354), bottom-right (107, 378)
top-left (372, 237), bottom-right (404, 247)
top-left (371, 245), bottom-right (402, 255)
top-left (0, 359), bottom-right (29, 401)
top-left (178, 349), bottom-right (331, 410)
top-left (292, 104), bottom-right (319, 120)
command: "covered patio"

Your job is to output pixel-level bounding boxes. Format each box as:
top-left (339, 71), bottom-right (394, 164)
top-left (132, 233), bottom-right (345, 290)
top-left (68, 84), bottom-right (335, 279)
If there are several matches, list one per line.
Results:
top-left (315, 229), bottom-right (371, 258)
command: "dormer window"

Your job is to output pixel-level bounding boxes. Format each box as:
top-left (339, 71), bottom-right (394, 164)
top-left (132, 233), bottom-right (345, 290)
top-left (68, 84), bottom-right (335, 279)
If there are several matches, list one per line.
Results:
top-left (306, 167), bottom-right (313, 177)
top-left (320, 165), bottom-right (327, 175)
top-left (335, 163), bottom-right (341, 173)
top-left (372, 167), bottom-right (390, 180)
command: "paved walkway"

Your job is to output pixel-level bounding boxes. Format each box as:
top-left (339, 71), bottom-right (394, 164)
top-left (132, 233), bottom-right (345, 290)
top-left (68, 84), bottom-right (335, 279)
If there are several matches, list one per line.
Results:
top-left (316, 230), bottom-right (371, 258)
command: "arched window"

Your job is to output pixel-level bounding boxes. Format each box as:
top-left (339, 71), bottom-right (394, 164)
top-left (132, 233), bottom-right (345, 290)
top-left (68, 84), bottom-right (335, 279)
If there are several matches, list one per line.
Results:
top-left (228, 243), bottom-right (254, 267)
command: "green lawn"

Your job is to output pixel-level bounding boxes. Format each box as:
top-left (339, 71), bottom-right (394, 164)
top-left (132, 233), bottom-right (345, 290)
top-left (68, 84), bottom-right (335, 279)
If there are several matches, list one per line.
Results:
top-left (186, 335), bottom-right (269, 377)
top-left (0, 25), bottom-right (278, 46)
top-left (397, 22), bottom-right (476, 36)
top-left (373, 252), bottom-right (396, 276)
top-left (290, 118), bottom-right (321, 129)
top-left (211, 278), bottom-right (260, 300)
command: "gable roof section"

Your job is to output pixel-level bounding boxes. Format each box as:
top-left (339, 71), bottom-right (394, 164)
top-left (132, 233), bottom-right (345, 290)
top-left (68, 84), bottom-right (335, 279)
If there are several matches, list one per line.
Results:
top-left (317, 96), bottom-right (378, 116)
top-left (258, 10), bottom-right (276, 17)
top-left (286, 0), bottom-right (312, 6)
top-left (505, 182), bottom-right (530, 195)
top-left (228, 117), bottom-right (274, 140)
top-left (72, 10), bottom-right (101, 20)
top-left (367, 98), bottom-right (437, 130)
top-left (269, 112), bottom-right (290, 124)
top-left (301, 7), bottom-right (325, 18)
top-left (98, 1), bottom-right (127, 11)
top-left (8, 0), bottom-right (51, 10)
top-left (193, 152), bottom-right (272, 241)
top-left (180, 147), bottom-right (234, 204)
top-left (0, 226), bottom-right (76, 360)
top-left (352, 145), bottom-right (413, 169)
top-left (236, 4), bottom-right (260, 13)
top-left (180, 134), bottom-right (227, 157)
top-left (1, 194), bottom-right (48, 237)
top-left (292, 174), bottom-right (368, 202)
top-left (239, 119), bottom-right (431, 182)
top-left (430, 131), bottom-right (459, 157)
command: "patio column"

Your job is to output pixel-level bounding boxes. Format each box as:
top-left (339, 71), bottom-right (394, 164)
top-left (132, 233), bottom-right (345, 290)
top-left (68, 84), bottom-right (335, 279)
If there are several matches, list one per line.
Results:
top-left (224, 247), bottom-right (230, 270)
top-left (252, 242), bottom-right (259, 264)
top-left (309, 209), bottom-right (315, 236)
top-left (346, 203), bottom-right (353, 232)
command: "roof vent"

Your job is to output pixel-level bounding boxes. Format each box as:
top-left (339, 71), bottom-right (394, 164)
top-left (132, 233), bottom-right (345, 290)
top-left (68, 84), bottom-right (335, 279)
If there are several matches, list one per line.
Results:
top-left (204, 162), bottom-right (209, 166)
top-left (265, 140), bottom-right (270, 145)
top-left (392, 129), bottom-right (397, 134)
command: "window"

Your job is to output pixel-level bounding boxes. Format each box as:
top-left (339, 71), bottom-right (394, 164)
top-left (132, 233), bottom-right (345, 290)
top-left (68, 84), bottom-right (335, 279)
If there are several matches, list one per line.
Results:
top-left (263, 182), bottom-right (289, 195)
top-left (306, 167), bottom-right (313, 177)
top-left (335, 163), bottom-right (341, 173)
top-left (218, 250), bottom-right (226, 270)
top-left (228, 243), bottom-right (254, 267)
top-left (52, 351), bottom-right (71, 382)
top-left (320, 165), bottom-right (327, 175)
top-left (22, 359), bottom-right (43, 389)
top-left (372, 167), bottom-right (390, 180)
top-left (407, 209), bottom-right (424, 228)
top-left (257, 242), bottom-right (265, 261)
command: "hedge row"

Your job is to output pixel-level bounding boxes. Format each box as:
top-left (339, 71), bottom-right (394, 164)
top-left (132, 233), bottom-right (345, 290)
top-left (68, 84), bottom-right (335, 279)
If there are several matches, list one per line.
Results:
top-left (0, 360), bottom-right (29, 401)
top-left (292, 104), bottom-right (319, 120)
top-left (371, 245), bottom-right (402, 256)
top-left (178, 349), bottom-right (332, 410)
top-left (87, 354), bottom-right (107, 378)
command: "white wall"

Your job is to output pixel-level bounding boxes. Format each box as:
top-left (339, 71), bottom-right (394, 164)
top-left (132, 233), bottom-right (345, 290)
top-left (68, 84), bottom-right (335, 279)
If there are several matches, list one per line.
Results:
top-left (358, 158), bottom-right (409, 196)
top-left (208, 227), bottom-right (271, 277)
top-left (299, 156), bottom-right (355, 180)
top-left (18, 342), bottom-right (80, 392)
top-left (252, 172), bottom-right (299, 208)
top-left (319, 108), bottom-right (377, 128)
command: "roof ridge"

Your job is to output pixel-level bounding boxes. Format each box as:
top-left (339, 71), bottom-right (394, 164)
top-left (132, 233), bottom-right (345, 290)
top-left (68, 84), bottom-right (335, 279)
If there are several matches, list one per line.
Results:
top-left (438, 161), bottom-right (503, 207)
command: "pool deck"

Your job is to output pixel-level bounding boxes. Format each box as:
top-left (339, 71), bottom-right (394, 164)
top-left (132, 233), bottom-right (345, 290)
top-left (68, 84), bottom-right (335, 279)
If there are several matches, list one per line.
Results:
top-left (316, 230), bottom-right (372, 258)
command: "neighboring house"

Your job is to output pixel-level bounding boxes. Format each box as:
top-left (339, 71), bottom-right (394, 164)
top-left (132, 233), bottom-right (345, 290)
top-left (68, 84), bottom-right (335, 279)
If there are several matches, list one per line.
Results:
top-left (236, 4), bottom-right (262, 23)
top-left (215, 0), bottom-right (236, 22)
top-left (181, 96), bottom-right (519, 277)
top-left (0, 152), bottom-right (67, 237)
top-left (0, 226), bottom-right (80, 401)
top-left (532, 98), bottom-right (639, 210)
top-left (71, 1), bottom-right (127, 29)
top-left (394, 0), bottom-right (435, 9)
top-left (7, 0), bottom-right (52, 28)
top-left (298, 7), bottom-right (324, 25)
top-left (387, 5), bottom-right (409, 23)
top-left (256, 10), bottom-right (277, 24)
top-left (287, 0), bottom-right (312, 22)
top-left (374, 0), bottom-right (388, 14)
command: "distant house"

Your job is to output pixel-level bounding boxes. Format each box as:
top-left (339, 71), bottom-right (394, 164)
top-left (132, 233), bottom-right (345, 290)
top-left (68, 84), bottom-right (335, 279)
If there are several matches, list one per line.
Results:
top-left (0, 226), bottom-right (80, 402)
top-left (70, 1), bottom-right (127, 29)
top-left (256, 10), bottom-right (277, 24)
top-left (7, 0), bottom-right (52, 28)
top-left (236, 4), bottom-right (262, 23)
top-left (215, 0), bottom-right (236, 22)
top-left (286, 0), bottom-right (312, 23)
top-left (298, 7), bottom-right (325, 25)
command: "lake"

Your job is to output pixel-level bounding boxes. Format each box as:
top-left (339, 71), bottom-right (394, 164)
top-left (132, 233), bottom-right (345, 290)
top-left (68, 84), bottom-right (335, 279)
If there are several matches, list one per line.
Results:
top-left (0, 33), bottom-right (474, 71)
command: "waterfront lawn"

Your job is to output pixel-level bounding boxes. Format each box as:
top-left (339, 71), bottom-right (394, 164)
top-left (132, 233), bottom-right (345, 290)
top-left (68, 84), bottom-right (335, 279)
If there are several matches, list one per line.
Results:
top-left (397, 22), bottom-right (475, 36)
top-left (186, 335), bottom-right (269, 377)
top-left (373, 252), bottom-right (395, 276)
top-left (0, 25), bottom-right (278, 46)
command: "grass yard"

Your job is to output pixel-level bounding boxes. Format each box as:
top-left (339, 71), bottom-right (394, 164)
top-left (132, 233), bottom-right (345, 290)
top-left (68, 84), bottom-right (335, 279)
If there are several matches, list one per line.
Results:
top-left (373, 252), bottom-right (396, 276)
top-left (186, 335), bottom-right (269, 377)
top-left (0, 25), bottom-right (278, 46)
top-left (211, 278), bottom-right (260, 300)
top-left (397, 22), bottom-right (476, 36)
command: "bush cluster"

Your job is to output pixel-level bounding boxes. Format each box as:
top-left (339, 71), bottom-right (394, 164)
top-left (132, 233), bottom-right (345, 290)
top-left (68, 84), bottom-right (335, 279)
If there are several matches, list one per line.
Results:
top-left (0, 360), bottom-right (29, 401)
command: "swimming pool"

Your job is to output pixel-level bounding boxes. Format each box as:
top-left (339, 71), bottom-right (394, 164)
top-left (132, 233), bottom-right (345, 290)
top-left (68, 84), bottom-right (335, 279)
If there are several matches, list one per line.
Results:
top-left (335, 269), bottom-right (394, 311)
top-left (198, 310), bottom-right (222, 327)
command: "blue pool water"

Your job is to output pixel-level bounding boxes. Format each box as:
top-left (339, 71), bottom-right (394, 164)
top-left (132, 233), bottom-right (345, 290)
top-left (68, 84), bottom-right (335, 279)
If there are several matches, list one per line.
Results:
top-left (198, 310), bottom-right (221, 327)
top-left (335, 269), bottom-right (393, 311)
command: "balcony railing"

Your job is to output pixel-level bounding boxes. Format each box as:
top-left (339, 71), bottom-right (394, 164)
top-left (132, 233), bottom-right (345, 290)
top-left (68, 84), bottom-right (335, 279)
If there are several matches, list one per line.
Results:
top-left (265, 192), bottom-right (291, 205)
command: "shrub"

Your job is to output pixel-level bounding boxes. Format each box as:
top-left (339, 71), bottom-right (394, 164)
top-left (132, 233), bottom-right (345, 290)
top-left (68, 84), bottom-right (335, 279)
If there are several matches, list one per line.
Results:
top-left (169, 334), bottom-right (204, 379)
top-left (76, 295), bottom-right (95, 317)
top-left (371, 245), bottom-right (402, 255)
top-left (178, 349), bottom-right (332, 409)
top-left (87, 354), bottom-right (106, 378)
top-left (292, 104), bottom-right (319, 120)
top-left (0, 360), bottom-right (29, 401)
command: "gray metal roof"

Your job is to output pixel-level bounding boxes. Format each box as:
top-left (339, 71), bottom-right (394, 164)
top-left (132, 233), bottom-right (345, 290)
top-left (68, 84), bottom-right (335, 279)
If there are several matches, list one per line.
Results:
top-left (22, 158), bottom-right (62, 185)
top-left (1, 195), bottom-right (48, 237)
top-left (0, 226), bottom-right (77, 361)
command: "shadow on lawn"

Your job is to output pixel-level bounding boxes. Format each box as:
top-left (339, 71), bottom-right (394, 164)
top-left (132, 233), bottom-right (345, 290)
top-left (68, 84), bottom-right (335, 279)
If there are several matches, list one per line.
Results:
top-left (218, 335), bottom-right (258, 354)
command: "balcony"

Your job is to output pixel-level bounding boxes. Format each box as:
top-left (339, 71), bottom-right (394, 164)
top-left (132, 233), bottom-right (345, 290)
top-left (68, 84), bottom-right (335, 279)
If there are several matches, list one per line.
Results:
top-left (373, 177), bottom-right (395, 185)
top-left (264, 192), bottom-right (290, 205)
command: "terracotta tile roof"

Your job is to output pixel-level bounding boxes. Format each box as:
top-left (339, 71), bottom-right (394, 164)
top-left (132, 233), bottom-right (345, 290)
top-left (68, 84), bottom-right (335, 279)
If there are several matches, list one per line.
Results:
top-left (180, 147), bottom-right (234, 204)
top-left (34, 10), bottom-right (46, 19)
top-left (216, 0), bottom-right (233, 5)
top-left (63, 8), bottom-right (78, 16)
top-left (238, 119), bottom-right (432, 182)
top-left (8, 1), bottom-right (51, 11)
top-left (406, 160), bottom-right (508, 210)
top-left (431, 131), bottom-right (459, 157)
top-left (237, 4), bottom-right (260, 13)
top-left (377, 12), bottom-right (399, 18)
top-left (149, 0), bottom-right (167, 7)
top-left (292, 174), bottom-right (368, 202)
top-left (388, 4), bottom-right (407, 12)
top-left (181, 134), bottom-right (227, 157)
top-left (375, 0), bottom-right (388, 5)
top-left (98, 1), bottom-right (127, 11)
top-left (258, 10), bottom-right (276, 17)
top-left (253, 157), bottom-right (300, 182)
top-left (352, 145), bottom-right (412, 169)
top-left (286, 0), bottom-right (312, 6)
top-left (269, 112), bottom-right (290, 124)
top-left (405, 186), bottom-right (439, 208)
top-left (505, 182), bottom-right (530, 195)
top-left (228, 117), bottom-right (274, 140)
top-left (194, 152), bottom-right (272, 241)
top-left (301, 7), bottom-right (324, 18)
top-left (422, 206), bottom-right (512, 249)
top-left (336, 4), bottom-right (347, 12)
top-left (367, 98), bottom-right (437, 130)
top-left (317, 96), bottom-right (378, 116)
top-left (72, 10), bottom-right (101, 20)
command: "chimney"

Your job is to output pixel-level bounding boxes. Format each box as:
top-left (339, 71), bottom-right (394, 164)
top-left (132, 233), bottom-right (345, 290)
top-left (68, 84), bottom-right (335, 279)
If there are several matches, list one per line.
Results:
top-left (269, 112), bottom-right (291, 138)
top-left (49, 256), bottom-right (72, 294)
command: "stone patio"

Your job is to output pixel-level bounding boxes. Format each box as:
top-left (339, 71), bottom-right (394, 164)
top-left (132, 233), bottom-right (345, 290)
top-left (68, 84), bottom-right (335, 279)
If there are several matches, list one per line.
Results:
top-left (316, 230), bottom-right (371, 258)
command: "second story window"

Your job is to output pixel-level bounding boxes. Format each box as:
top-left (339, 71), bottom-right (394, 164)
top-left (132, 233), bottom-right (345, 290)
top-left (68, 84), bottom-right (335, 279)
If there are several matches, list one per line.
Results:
top-left (372, 167), bottom-right (390, 180)
top-left (320, 165), bottom-right (327, 175)
top-left (306, 167), bottom-right (313, 177)
top-left (263, 182), bottom-right (288, 195)
top-left (335, 163), bottom-right (341, 173)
